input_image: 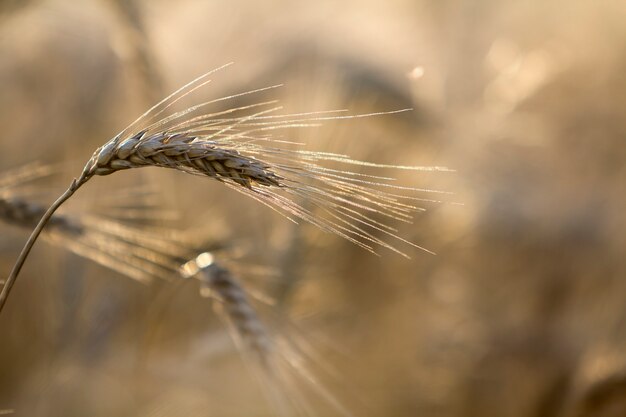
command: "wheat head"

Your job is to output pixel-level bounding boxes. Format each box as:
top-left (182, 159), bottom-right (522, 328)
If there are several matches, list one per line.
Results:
top-left (181, 252), bottom-right (352, 417)
top-left (83, 131), bottom-right (283, 189)
top-left (79, 63), bottom-right (449, 257)
top-left (1, 63), bottom-right (449, 313)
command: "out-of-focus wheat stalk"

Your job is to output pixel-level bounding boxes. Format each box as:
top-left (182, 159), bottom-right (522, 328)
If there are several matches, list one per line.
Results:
top-left (0, 64), bottom-right (449, 314)
top-left (104, 0), bottom-right (164, 105)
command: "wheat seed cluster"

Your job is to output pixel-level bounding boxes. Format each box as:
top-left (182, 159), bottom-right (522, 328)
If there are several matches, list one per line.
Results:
top-left (83, 130), bottom-right (283, 189)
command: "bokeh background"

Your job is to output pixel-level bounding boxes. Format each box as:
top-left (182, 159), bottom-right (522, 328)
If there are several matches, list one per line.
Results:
top-left (1, 0), bottom-right (625, 416)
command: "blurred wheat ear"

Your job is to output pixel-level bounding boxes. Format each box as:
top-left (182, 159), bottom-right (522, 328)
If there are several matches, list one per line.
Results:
top-left (0, 163), bottom-right (205, 284)
top-left (181, 252), bottom-right (352, 417)
top-left (1, 63), bottom-right (449, 314)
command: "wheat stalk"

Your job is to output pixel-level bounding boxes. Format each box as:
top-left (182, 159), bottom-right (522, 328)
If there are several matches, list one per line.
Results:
top-left (1, 63), bottom-right (449, 314)
top-left (105, 0), bottom-right (164, 105)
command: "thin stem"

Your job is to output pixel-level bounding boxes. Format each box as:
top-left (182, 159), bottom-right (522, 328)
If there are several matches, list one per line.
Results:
top-left (0, 177), bottom-right (86, 315)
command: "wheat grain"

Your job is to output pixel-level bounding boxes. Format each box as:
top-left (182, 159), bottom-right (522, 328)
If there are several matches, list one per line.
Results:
top-left (83, 131), bottom-right (283, 189)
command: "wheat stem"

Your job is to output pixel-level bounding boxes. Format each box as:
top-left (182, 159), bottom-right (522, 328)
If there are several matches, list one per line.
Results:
top-left (0, 176), bottom-right (87, 314)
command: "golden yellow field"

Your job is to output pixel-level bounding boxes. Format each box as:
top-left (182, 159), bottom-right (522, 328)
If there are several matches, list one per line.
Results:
top-left (1, 1), bottom-right (625, 416)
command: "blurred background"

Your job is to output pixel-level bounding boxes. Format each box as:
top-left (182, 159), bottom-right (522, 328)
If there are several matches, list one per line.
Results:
top-left (1, 0), bottom-right (625, 416)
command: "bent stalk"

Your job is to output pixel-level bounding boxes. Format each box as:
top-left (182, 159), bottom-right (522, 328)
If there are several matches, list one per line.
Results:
top-left (0, 177), bottom-right (86, 314)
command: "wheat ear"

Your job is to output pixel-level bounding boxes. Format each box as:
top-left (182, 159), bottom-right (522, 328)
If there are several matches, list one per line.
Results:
top-left (0, 194), bottom-right (82, 235)
top-left (181, 252), bottom-right (352, 417)
top-left (0, 193), bottom-right (200, 284)
top-left (181, 253), bottom-right (272, 362)
top-left (1, 64), bottom-right (447, 313)
top-left (0, 136), bottom-right (283, 312)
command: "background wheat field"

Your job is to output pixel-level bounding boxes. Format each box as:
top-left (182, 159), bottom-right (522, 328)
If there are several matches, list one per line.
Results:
top-left (1, 1), bottom-right (626, 416)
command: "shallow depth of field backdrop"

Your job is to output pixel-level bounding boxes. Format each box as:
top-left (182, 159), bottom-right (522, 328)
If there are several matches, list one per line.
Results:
top-left (1, 1), bottom-right (625, 416)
